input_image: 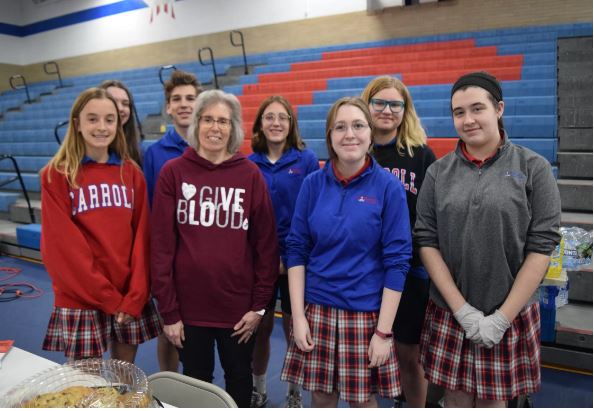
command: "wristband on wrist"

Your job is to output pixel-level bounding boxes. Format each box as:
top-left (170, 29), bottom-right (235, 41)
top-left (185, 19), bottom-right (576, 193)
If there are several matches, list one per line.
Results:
top-left (374, 329), bottom-right (393, 340)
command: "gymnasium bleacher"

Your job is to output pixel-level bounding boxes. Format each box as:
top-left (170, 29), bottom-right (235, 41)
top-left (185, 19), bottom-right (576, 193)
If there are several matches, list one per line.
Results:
top-left (0, 21), bottom-right (588, 217)
top-left (231, 26), bottom-right (568, 164)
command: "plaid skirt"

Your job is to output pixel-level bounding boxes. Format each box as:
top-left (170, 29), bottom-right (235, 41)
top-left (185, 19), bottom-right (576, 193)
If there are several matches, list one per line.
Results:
top-left (43, 299), bottom-right (162, 358)
top-left (281, 303), bottom-right (401, 403)
top-left (419, 300), bottom-right (541, 400)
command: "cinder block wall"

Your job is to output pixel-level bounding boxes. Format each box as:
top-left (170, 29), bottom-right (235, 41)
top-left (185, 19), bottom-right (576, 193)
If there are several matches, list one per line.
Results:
top-left (0, 0), bottom-right (592, 90)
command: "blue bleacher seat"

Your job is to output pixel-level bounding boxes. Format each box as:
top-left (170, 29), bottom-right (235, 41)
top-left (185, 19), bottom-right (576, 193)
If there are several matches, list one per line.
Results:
top-left (0, 192), bottom-right (21, 212)
top-left (0, 20), bottom-right (589, 199)
top-left (16, 223), bottom-right (41, 249)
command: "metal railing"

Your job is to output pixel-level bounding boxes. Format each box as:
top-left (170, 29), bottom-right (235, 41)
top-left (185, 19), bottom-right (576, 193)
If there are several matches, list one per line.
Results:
top-left (54, 120), bottom-right (68, 145)
top-left (0, 155), bottom-right (35, 224)
top-left (133, 104), bottom-right (145, 141)
top-left (198, 47), bottom-right (219, 89)
top-left (230, 30), bottom-right (249, 75)
top-left (158, 64), bottom-right (177, 85)
top-left (9, 75), bottom-right (31, 104)
top-left (43, 61), bottom-right (64, 88)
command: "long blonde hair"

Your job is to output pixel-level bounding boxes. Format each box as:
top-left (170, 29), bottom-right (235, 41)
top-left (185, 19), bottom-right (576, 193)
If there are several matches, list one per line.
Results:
top-left (361, 76), bottom-right (427, 157)
top-left (45, 88), bottom-right (130, 188)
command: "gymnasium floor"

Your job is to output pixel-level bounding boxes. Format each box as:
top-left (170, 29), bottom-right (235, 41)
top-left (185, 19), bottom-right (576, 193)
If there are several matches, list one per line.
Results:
top-left (0, 255), bottom-right (591, 407)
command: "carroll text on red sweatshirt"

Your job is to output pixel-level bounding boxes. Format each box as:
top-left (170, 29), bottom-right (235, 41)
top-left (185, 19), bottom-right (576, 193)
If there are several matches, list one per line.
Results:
top-left (150, 147), bottom-right (279, 328)
top-left (40, 160), bottom-right (150, 318)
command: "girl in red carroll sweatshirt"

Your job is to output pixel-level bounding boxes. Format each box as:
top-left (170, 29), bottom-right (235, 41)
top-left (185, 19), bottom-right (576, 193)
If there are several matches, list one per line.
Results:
top-left (40, 88), bottom-right (160, 361)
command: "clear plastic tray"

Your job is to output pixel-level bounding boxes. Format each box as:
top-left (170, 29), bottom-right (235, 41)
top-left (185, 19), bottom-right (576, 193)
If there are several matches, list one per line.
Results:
top-left (1, 358), bottom-right (154, 408)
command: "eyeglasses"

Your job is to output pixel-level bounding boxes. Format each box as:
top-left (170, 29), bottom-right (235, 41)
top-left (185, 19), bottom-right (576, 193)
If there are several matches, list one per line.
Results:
top-left (262, 113), bottom-right (291, 123)
top-left (331, 121), bottom-right (370, 136)
top-left (370, 98), bottom-right (405, 114)
top-left (199, 116), bottom-right (231, 129)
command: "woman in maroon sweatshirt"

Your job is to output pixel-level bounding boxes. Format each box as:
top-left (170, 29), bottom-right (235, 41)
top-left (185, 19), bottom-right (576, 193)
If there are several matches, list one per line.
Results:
top-left (150, 89), bottom-right (278, 407)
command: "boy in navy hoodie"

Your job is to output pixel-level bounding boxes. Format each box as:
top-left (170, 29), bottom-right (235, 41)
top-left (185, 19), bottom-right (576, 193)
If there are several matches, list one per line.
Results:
top-left (143, 70), bottom-right (201, 372)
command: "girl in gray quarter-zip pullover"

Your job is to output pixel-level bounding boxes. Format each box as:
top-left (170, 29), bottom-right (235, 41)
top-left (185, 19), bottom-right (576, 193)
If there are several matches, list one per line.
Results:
top-left (414, 71), bottom-right (561, 408)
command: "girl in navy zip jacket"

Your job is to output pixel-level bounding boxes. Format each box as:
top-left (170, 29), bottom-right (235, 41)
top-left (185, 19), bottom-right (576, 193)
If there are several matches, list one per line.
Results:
top-left (281, 97), bottom-right (412, 407)
top-left (248, 96), bottom-right (319, 408)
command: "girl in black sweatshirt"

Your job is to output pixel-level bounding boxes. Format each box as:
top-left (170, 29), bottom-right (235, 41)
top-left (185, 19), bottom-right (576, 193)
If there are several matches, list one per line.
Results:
top-left (361, 76), bottom-right (436, 407)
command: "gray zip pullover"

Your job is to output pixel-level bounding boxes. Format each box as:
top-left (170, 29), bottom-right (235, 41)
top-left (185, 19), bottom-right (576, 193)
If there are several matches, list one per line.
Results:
top-left (414, 136), bottom-right (561, 314)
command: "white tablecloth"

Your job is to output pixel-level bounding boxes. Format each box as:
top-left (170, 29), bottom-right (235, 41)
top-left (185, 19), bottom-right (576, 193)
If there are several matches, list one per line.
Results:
top-left (0, 346), bottom-right (58, 395)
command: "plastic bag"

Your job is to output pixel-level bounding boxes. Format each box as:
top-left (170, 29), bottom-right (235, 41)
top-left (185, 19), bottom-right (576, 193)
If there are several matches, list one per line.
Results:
top-left (560, 226), bottom-right (592, 270)
top-left (545, 237), bottom-right (564, 279)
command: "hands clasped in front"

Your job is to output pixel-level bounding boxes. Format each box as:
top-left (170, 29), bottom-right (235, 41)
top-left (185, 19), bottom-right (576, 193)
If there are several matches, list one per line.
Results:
top-left (114, 311), bottom-right (134, 325)
top-left (454, 303), bottom-right (512, 348)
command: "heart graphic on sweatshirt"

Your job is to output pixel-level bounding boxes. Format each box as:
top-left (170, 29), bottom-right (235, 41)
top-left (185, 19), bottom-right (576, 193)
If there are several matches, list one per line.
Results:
top-left (182, 182), bottom-right (196, 200)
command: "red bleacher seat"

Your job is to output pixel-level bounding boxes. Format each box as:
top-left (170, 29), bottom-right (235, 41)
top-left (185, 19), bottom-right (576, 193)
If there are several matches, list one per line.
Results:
top-left (427, 138), bottom-right (458, 158)
top-left (291, 46), bottom-right (499, 72)
top-left (321, 39), bottom-right (476, 60)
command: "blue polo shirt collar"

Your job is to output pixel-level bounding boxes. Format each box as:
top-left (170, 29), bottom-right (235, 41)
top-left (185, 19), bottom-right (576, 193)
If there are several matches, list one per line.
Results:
top-left (81, 151), bottom-right (122, 165)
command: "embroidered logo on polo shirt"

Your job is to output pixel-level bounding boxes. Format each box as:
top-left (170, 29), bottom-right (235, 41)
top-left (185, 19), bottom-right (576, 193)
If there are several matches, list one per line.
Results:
top-left (357, 195), bottom-right (377, 205)
top-left (288, 167), bottom-right (303, 175)
top-left (502, 170), bottom-right (526, 181)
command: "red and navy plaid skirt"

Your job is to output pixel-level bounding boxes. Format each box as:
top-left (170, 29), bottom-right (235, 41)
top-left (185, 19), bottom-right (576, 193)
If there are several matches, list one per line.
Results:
top-left (281, 303), bottom-right (401, 403)
top-left (43, 299), bottom-right (162, 359)
top-left (419, 300), bottom-right (541, 401)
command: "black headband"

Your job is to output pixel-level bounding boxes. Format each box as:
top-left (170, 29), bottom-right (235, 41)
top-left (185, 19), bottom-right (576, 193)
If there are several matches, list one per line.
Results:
top-left (451, 72), bottom-right (503, 102)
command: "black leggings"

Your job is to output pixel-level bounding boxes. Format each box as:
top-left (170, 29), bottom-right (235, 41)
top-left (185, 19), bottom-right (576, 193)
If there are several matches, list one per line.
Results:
top-left (179, 325), bottom-right (255, 408)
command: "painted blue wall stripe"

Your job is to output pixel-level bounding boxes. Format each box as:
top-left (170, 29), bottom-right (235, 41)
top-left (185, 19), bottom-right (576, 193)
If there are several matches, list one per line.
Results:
top-left (0, 21), bottom-right (23, 36)
top-left (0, 0), bottom-right (150, 37)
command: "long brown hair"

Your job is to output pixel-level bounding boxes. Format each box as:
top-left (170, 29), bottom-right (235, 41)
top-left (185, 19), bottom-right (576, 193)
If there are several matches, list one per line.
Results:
top-left (44, 88), bottom-right (130, 188)
top-left (251, 95), bottom-right (305, 153)
top-left (361, 76), bottom-right (427, 157)
top-left (99, 80), bottom-right (142, 165)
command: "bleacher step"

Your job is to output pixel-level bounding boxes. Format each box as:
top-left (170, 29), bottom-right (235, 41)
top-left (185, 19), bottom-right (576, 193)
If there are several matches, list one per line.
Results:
top-left (558, 128), bottom-right (593, 152)
top-left (0, 219), bottom-right (40, 260)
top-left (9, 199), bottom-right (41, 224)
top-left (559, 108), bottom-right (593, 128)
top-left (557, 152), bottom-right (593, 179)
top-left (557, 179), bottom-right (593, 212)
top-left (561, 211), bottom-right (593, 229)
top-left (541, 344), bottom-right (592, 372)
top-left (556, 303), bottom-right (593, 350)
top-left (568, 269), bottom-right (593, 303)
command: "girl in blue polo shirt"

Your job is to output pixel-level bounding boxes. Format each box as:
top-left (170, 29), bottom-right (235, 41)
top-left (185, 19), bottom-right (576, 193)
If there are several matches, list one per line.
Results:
top-left (281, 97), bottom-right (412, 407)
top-left (248, 95), bottom-right (319, 408)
